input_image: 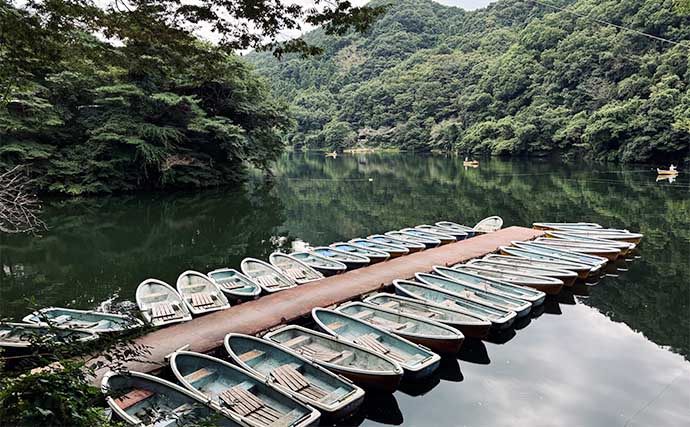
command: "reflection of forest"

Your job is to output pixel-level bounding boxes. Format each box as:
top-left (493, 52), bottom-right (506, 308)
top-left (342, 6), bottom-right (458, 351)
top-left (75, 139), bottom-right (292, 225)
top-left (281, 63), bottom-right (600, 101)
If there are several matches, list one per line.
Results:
top-left (1, 154), bottom-right (688, 361)
top-left (0, 184), bottom-right (289, 319)
top-left (272, 153), bottom-right (690, 360)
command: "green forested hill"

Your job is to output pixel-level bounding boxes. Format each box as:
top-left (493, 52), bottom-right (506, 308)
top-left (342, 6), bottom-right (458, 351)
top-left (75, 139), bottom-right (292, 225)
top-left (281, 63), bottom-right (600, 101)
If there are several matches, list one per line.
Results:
top-left (250, 0), bottom-right (690, 162)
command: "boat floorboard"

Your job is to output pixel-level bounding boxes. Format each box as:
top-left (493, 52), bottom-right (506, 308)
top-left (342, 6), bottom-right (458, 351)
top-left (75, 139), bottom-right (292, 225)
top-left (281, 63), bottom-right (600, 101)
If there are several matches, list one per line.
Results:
top-left (89, 226), bottom-right (543, 384)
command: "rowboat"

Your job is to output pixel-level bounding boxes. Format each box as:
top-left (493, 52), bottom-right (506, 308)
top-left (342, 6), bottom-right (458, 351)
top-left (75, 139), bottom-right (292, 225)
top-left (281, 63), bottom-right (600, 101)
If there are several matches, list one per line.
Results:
top-left (473, 216), bottom-right (503, 233)
top-left (177, 270), bottom-right (230, 315)
top-left (392, 280), bottom-right (516, 330)
top-left (467, 258), bottom-right (578, 286)
top-left (385, 231), bottom-right (440, 249)
top-left (511, 241), bottom-right (609, 267)
top-left (224, 333), bottom-right (365, 419)
top-left (416, 273), bottom-right (531, 318)
top-left (364, 292), bottom-right (492, 338)
top-left (310, 247), bottom-right (370, 270)
top-left (336, 302), bottom-right (465, 354)
top-left (657, 168), bottom-right (679, 175)
top-left (136, 279), bottom-right (192, 327)
top-left (349, 238), bottom-right (409, 258)
top-left (312, 308), bottom-right (440, 380)
top-left (208, 268), bottom-right (262, 300)
top-left (241, 258), bottom-right (297, 293)
top-left (170, 351), bottom-right (320, 427)
top-left (23, 308), bottom-right (143, 333)
top-left (102, 370), bottom-right (241, 426)
top-left (497, 247), bottom-right (598, 279)
top-left (367, 234), bottom-right (426, 253)
top-left (532, 238), bottom-right (621, 260)
top-left (399, 227), bottom-right (456, 245)
top-left (543, 231), bottom-right (636, 255)
top-left (264, 325), bottom-right (403, 393)
top-left (446, 264), bottom-right (563, 296)
top-left (415, 224), bottom-right (468, 240)
top-left (269, 252), bottom-right (324, 284)
top-left (0, 322), bottom-right (98, 348)
top-left (434, 221), bottom-right (476, 238)
top-left (290, 251), bottom-right (347, 276)
top-left (329, 242), bottom-right (389, 264)
top-left (435, 265), bottom-right (549, 302)
top-left (532, 222), bottom-right (602, 230)
top-left (543, 229), bottom-right (643, 245)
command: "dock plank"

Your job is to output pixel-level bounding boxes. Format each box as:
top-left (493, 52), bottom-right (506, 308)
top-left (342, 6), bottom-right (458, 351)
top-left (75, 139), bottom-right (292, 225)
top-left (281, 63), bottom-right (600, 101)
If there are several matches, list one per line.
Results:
top-left (89, 226), bottom-right (542, 384)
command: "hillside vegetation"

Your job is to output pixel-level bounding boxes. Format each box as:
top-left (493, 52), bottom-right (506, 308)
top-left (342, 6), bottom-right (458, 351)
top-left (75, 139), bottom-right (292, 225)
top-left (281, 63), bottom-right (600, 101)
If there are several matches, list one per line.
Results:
top-left (250, 0), bottom-right (690, 162)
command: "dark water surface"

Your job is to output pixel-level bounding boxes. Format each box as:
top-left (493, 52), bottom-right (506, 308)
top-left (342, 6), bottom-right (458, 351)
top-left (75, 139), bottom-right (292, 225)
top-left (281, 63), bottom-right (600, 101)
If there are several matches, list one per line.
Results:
top-left (1, 153), bottom-right (689, 426)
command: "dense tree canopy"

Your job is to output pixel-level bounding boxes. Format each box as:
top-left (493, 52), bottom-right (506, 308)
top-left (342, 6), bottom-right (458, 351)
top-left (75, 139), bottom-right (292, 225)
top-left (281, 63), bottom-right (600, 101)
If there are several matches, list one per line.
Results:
top-left (251, 0), bottom-right (690, 163)
top-left (0, 0), bottom-right (384, 194)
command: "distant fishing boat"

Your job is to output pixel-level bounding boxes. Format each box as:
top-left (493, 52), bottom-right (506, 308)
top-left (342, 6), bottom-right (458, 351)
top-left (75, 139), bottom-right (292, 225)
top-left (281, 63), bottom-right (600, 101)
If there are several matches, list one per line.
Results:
top-left (224, 333), bottom-right (365, 419)
top-left (102, 370), bottom-right (242, 427)
top-left (336, 302), bottom-right (464, 354)
top-left (399, 227), bottom-right (456, 245)
top-left (241, 258), bottom-right (298, 293)
top-left (349, 238), bottom-right (409, 258)
top-left (310, 247), bottom-right (370, 270)
top-left (656, 168), bottom-right (678, 175)
top-left (325, 151), bottom-right (337, 158)
top-left (473, 216), bottom-right (503, 233)
top-left (498, 246), bottom-right (599, 279)
top-left (207, 268), bottom-right (262, 300)
top-left (416, 273), bottom-right (531, 318)
top-left (269, 252), bottom-right (324, 284)
top-left (415, 224), bottom-right (468, 240)
top-left (532, 222), bottom-right (603, 231)
top-left (177, 270), bottom-right (230, 315)
top-left (23, 308), bottom-right (143, 333)
top-left (435, 265), bottom-right (549, 302)
top-left (136, 279), bottom-right (192, 327)
top-left (510, 241), bottom-right (609, 267)
top-left (170, 351), bottom-right (320, 427)
top-left (447, 264), bottom-right (562, 296)
top-left (385, 230), bottom-right (440, 249)
top-left (434, 221), bottom-right (476, 238)
top-left (312, 308), bottom-right (440, 380)
top-left (364, 292), bottom-right (492, 338)
top-left (467, 258), bottom-right (578, 287)
top-left (367, 234), bottom-right (426, 252)
top-left (290, 251), bottom-right (347, 276)
top-left (393, 280), bottom-right (516, 330)
top-left (544, 231), bottom-right (636, 255)
top-left (532, 237), bottom-right (621, 260)
top-left (264, 325), bottom-right (404, 393)
top-left (0, 322), bottom-right (98, 348)
top-left (329, 242), bottom-right (389, 264)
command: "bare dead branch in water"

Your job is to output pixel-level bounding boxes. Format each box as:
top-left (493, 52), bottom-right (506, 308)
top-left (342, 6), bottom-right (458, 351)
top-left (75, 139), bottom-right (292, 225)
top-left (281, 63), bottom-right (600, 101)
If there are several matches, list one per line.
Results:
top-left (0, 165), bottom-right (47, 234)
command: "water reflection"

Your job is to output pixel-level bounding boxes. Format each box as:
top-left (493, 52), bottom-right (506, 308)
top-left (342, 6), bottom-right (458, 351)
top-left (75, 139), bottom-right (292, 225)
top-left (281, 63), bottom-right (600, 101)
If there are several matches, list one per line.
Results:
top-left (1, 153), bottom-right (689, 426)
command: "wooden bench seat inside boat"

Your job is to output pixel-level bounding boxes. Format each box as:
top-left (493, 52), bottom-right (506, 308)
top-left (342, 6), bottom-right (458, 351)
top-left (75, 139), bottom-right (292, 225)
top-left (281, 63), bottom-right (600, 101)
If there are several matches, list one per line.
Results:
top-left (355, 334), bottom-right (406, 363)
top-left (256, 276), bottom-right (288, 289)
top-left (217, 279), bottom-right (244, 290)
top-left (183, 368), bottom-right (214, 383)
top-left (270, 365), bottom-right (327, 400)
top-left (150, 302), bottom-right (177, 319)
top-left (219, 386), bottom-right (290, 426)
top-left (326, 321), bottom-right (345, 331)
top-left (239, 350), bottom-right (265, 363)
top-left (190, 292), bottom-right (215, 308)
top-left (114, 388), bottom-right (154, 410)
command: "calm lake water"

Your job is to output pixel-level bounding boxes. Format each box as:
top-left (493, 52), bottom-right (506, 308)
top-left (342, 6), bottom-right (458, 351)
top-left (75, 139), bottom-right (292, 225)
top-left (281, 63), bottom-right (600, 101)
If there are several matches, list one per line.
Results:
top-left (1, 153), bottom-right (689, 426)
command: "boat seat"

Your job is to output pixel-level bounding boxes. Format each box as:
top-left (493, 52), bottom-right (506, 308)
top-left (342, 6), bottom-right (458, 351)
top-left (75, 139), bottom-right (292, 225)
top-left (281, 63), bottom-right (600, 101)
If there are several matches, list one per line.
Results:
top-left (351, 310), bottom-right (374, 320)
top-left (270, 365), bottom-right (327, 401)
top-left (184, 368), bottom-right (214, 383)
top-left (282, 335), bottom-right (311, 348)
top-left (381, 301), bottom-right (400, 309)
top-left (150, 302), bottom-right (177, 319)
top-left (52, 315), bottom-right (72, 324)
top-left (297, 344), bottom-right (342, 363)
top-left (114, 388), bottom-right (154, 410)
top-left (355, 334), bottom-right (406, 363)
top-left (326, 321), bottom-right (345, 331)
top-left (239, 350), bottom-right (265, 363)
top-left (284, 268), bottom-right (306, 280)
top-left (327, 350), bottom-right (353, 364)
top-left (217, 279), bottom-right (244, 290)
top-left (190, 292), bottom-right (215, 308)
top-left (256, 276), bottom-right (287, 289)
top-left (219, 386), bottom-right (285, 426)
top-left (140, 292), bottom-right (169, 303)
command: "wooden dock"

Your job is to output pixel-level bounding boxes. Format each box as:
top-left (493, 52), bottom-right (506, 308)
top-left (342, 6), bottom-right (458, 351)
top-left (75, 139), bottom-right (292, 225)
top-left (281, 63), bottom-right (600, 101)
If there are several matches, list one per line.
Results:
top-left (89, 226), bottom-right (543, 383)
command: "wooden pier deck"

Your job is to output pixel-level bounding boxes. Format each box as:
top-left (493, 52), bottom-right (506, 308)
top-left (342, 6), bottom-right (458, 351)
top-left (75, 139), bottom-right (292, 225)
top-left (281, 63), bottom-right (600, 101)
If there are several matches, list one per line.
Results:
top-left (90, 226), bottom-right (543, 383)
